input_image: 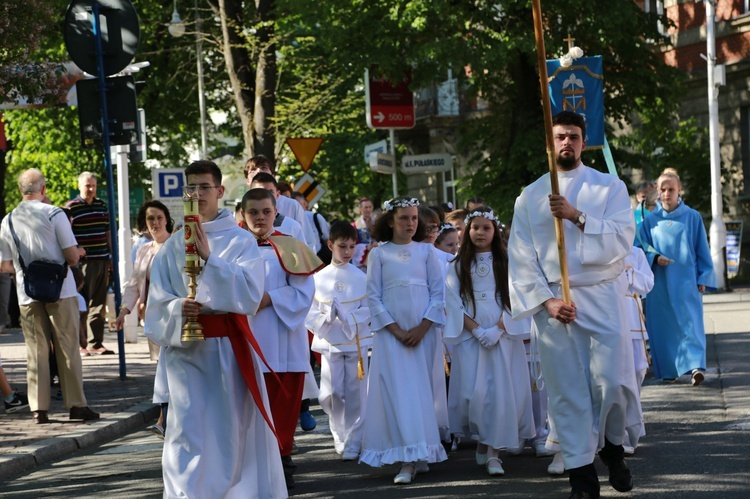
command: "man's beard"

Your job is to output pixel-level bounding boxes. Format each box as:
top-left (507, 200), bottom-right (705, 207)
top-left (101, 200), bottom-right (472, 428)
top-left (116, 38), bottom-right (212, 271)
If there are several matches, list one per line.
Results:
top-left (556, 153), bottom-right (579, 170)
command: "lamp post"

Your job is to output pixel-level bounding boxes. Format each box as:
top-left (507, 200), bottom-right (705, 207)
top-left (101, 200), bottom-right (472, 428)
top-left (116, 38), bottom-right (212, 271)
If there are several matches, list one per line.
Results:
top-left (703, 0), bottom-right (727, 290)
top-left (169, 0), bottom-right (208, 159)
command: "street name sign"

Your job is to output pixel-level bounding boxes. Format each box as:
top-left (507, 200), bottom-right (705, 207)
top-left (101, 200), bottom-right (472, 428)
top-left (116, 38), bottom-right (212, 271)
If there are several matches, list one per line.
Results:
top-left (400, 153), bottom-right (453, 175)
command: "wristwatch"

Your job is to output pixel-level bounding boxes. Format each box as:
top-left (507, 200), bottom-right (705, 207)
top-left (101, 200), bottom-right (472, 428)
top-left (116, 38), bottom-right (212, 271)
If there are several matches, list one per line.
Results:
top-left (574, 212), bottom-right (586, 227)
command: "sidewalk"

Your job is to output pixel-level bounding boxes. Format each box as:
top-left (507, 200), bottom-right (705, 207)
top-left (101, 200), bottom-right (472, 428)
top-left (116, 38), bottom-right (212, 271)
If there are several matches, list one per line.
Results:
top-left (0, 328), bottom-right (158, 480)
top-left (1, 286), bottom-right (749, 485)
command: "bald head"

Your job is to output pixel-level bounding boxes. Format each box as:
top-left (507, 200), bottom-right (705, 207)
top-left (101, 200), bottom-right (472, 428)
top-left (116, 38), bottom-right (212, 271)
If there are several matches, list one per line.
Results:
top-left (18, 168), bottom-right (46, 196)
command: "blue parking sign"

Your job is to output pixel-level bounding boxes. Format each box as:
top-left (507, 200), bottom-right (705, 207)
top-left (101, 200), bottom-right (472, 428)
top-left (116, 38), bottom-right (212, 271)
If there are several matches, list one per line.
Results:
top-left (156, 170), bottom-right (185, 197)
top-left (152, 168), bottom-right (187, 220)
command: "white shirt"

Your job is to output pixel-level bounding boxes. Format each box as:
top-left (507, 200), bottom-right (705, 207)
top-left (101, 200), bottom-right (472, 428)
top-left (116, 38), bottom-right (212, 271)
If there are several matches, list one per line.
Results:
top-left (0, 200), bottom-right (79, 305)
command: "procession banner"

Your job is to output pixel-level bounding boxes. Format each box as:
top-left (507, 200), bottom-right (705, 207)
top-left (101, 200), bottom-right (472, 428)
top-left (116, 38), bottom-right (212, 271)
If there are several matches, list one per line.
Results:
top-left (546, 55), bottom-right (604, 149)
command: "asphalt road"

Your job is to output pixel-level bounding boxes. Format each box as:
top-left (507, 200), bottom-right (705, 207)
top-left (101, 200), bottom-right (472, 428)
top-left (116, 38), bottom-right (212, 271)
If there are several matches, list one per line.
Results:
top-left (2, 365), bottom-right (749, 498)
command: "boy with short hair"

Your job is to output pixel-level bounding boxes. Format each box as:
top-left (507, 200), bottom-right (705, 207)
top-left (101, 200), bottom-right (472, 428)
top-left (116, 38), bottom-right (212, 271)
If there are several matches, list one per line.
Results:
top-left (249, 173), bottom-right (306, 242)
top-left (145, 160), bottom-right (286, 498)
top-left (240, 188), bottom-right (321, 488)
top-left (305, 221), bottom-right (372, 461)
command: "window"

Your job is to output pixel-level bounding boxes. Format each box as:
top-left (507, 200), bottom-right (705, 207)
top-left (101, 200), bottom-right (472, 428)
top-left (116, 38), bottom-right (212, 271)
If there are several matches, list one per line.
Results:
top-left (644, 0), bottom-right (666, 35)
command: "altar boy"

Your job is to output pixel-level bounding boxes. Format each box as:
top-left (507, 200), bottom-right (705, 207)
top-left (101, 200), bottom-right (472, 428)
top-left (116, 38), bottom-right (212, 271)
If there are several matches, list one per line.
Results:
top-left (306, 221), bottom-right (372, 460)
top-left (145, 161), bottom-right (285, 498)
top-left (240, 188), bottom-right (321, 488)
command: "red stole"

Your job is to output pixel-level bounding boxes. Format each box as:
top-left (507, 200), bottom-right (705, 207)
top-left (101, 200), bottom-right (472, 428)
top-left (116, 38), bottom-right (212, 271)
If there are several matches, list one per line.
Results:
top-left (198, 313), bottom-right (280, 445)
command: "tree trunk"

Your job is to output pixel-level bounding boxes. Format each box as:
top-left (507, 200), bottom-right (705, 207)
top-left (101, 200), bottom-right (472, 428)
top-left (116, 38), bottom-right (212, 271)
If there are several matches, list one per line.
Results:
top-left (213, 0), bottom-right (276, 161)
top-left (253, 0), bottom-right (276, 160)
top-left (216, 0), bottom-right (256, 158)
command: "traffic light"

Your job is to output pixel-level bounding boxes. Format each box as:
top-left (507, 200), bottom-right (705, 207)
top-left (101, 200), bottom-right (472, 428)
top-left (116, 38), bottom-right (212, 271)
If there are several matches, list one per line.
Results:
top-left (76, 75), bottom-right (138, 148)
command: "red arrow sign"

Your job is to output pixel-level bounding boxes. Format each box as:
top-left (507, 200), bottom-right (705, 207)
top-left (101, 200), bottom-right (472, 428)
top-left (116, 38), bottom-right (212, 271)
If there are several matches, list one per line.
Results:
top-left (365, 68), bottom-right (415, 129)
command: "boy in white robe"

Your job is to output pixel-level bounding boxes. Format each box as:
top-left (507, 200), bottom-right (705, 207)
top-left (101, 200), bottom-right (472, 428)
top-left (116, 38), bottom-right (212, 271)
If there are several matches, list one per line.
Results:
top-left (240, 188), bottom-right (322, 489)
top-left (306, 221), bottom-right (372, 461)
top-left (145, 160), bottom-right (286, 499)
top-left (508, 112), bottom-right (641, 498)
top-left (622, 245), bottom-right (654, 453)
top-left (250, 173), bottom-right (307, 243)
top-left (244, 155), bottom-right (317, 249)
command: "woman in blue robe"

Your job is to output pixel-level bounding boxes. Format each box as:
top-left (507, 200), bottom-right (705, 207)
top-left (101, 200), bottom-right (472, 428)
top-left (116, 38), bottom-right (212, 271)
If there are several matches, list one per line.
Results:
top-left (638, 169), bottom-right (716, 385)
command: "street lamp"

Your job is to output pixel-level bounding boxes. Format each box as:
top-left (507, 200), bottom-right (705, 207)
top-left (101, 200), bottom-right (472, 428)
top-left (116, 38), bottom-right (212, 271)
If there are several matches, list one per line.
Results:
top-left (169, 0), bottom-right (208, 159)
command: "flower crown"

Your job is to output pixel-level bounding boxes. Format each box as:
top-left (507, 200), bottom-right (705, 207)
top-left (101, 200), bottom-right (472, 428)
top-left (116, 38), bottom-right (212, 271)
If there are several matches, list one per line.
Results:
top-left (437, 222), bottom-right (457, 238)
top-left (383, 197), bottom-right (419, 213)
top-left (465, 209), bottom-right (500, 226)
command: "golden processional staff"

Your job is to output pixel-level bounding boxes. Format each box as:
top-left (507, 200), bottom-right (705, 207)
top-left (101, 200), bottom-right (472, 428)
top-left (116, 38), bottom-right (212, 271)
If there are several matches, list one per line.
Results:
top-left (531, 0), bottom-right (572, 305)
top-left (182, 184), bottom-right (205, 341)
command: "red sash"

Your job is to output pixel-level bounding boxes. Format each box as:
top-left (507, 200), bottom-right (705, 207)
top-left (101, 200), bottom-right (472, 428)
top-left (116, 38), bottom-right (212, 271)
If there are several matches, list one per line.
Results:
top-left (198, 313), bottom-right (280, 445)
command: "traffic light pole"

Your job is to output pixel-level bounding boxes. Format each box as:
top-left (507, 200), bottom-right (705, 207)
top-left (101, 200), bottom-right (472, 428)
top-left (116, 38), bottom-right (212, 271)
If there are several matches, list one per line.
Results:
top-left (92, 2), bottom-right (126, 379)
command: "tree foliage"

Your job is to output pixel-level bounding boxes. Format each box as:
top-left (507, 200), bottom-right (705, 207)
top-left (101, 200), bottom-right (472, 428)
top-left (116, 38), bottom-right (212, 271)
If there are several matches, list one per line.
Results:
top-left (3, 0), bottom-right (704, 225)
top-left (0, 0), bottom-right (65, 105)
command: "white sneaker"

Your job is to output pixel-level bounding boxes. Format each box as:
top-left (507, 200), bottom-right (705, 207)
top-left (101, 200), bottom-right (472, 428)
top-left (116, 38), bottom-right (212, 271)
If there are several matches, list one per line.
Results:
top-left (415, 461), bottom-right (429, 473)
top-left (486, 457), bottom-right (505, 476)
top-left (623, 445), bottom-right (635, 455)
top-left (534, 440), bottom-right (554, 457)
top-left (547, 452), bottom-right (565, 475)
top-left (341, 450), bottom-right (359, 461)
top-left (393, 463), bottom-right (416, 484)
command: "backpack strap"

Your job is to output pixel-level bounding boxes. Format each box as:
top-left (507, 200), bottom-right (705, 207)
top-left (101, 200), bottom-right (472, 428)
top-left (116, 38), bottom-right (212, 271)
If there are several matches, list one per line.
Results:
top-left (312, 213), bottom-right (326, 244)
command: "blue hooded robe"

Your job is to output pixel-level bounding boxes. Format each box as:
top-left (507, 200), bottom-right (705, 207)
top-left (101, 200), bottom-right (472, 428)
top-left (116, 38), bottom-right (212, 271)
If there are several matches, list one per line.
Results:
top-left (638, 201), bottom-right (716, 379)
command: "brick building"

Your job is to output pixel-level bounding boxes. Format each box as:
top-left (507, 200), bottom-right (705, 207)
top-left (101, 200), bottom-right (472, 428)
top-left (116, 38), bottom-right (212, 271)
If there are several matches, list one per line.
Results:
top-left (640, 0), bottom-right (750, 278)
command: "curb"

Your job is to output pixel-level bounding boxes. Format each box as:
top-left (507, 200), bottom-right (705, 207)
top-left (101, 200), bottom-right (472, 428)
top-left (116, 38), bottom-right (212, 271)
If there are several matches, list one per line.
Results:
top-left (0, 399), bottom-right (160, 482)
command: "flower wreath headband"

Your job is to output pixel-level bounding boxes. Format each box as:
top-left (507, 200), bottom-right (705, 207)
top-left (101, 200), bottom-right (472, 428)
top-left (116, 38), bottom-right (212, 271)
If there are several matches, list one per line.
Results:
top-left (437, 222), bottom-right (457, 238)
top-left (464, 209), bottom-right (500, 226)
top-left (383, 197), bottom-right (420, 213)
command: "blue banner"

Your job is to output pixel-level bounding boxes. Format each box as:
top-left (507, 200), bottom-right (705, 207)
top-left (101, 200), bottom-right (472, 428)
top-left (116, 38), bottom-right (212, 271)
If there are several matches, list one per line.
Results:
top-left (546, 56), bottom-right (604, 149)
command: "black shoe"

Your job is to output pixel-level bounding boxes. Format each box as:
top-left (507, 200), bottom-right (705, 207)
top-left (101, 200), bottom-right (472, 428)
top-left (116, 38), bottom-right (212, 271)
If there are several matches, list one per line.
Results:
top-left (281, 455), bottom-right (296, 489)
top-left (70, 406), bottom-right (100, 421)
top-left (32, 410), bottom-right (49, 424)
top-left (598, 451), bottom-right (633, 492)
top-left (4, 391), bottom-right (29, 413)
top-left (568, 490), bottom-right (599, 499)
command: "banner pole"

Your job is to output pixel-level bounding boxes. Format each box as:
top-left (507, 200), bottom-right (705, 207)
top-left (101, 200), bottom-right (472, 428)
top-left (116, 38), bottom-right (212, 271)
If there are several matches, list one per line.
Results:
top-left (531, 0), bottom-right (572, 304)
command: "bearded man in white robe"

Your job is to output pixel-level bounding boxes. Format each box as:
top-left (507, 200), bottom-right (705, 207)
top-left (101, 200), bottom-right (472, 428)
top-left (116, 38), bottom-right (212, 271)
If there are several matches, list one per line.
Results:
top-left (508, 111), bottom-right (640, 499)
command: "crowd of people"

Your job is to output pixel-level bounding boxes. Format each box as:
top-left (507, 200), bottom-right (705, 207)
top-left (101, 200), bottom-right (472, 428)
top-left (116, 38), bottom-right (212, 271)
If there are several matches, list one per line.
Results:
top-left (0, 111), bottom-right (718, 499)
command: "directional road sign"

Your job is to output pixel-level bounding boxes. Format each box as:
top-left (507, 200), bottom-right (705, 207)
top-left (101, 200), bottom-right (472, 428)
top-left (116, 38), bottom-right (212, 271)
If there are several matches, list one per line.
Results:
top-left (365, 68), bottom-right (415, 129)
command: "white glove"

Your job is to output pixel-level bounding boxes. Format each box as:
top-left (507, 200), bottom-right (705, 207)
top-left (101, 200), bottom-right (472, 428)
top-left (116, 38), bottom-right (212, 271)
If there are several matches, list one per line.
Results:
top-left (331, 298), bottom-right (343, 321)
top-left (478, 325), bottom-right (502, 349)
top-left (471, 326), bottom-right (486, 341)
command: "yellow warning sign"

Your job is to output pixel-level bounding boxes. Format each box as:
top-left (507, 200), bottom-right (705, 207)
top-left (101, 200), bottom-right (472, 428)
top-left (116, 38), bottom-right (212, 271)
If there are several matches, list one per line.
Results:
top-left (286, 137), bottom-right (323, 172)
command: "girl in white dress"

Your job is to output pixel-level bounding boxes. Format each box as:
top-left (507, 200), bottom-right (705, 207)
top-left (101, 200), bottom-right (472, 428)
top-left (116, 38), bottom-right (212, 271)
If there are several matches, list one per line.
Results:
top-left (360, 197), bottom-right (449, 484)
top-left (444, 207), bottom-right (535, 476)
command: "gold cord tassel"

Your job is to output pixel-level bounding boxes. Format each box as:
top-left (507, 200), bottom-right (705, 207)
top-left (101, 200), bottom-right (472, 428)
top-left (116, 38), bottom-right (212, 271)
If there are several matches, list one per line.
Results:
top-left (354, 321), bottom-right (365, 380)
top-left (633, 294), bottom-right (652, 366)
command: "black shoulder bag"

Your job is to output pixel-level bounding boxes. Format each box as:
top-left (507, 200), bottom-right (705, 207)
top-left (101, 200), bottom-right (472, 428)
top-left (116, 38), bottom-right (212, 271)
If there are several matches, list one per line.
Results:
top-left (313, 213), bottom-right (332, 265)
top-left (8, 212), bottom-right (68, 302)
